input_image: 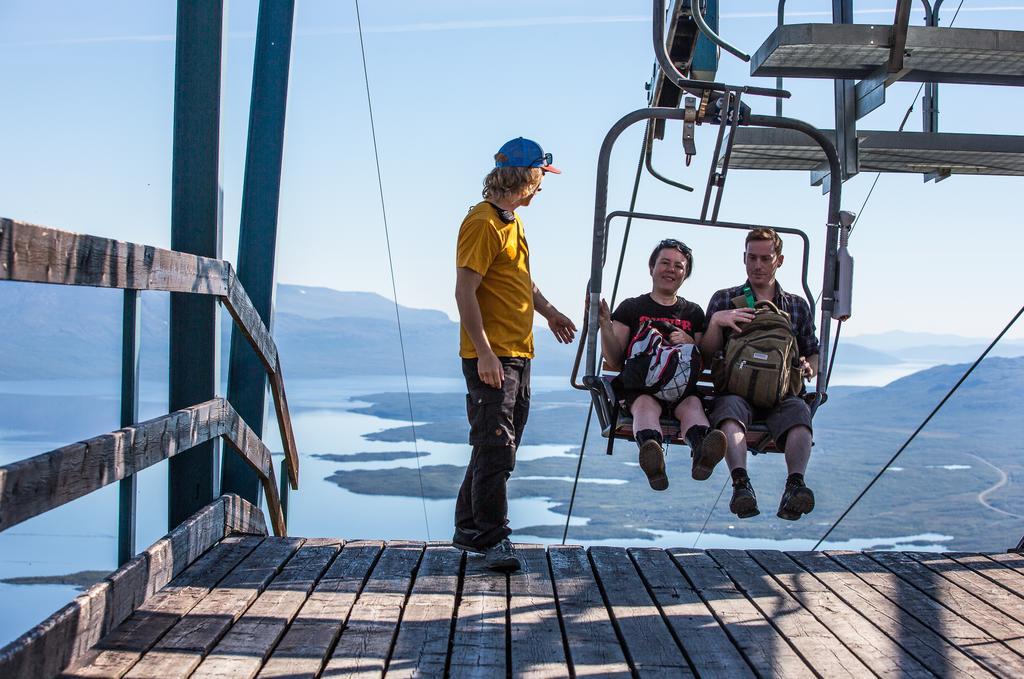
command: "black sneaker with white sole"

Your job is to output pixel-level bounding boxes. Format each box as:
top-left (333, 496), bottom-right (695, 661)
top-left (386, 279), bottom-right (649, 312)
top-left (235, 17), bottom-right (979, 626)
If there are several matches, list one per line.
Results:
top-left (484, 538), bottom-right (521, 572)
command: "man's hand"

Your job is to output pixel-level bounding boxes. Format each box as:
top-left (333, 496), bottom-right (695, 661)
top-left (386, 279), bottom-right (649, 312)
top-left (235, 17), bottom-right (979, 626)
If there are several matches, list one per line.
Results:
top-left (598, 298), bottom-right (612, 330)
top-left (668, 329), bottom-right (695, 345)
top-left (477, 350), bottom-right (504, 388)
top-left (711, 307), bottom-right (755, 332)
top-left (799, 356), bottom-right (815, 381)
top-left (548, 311), bottom-right (577, 344)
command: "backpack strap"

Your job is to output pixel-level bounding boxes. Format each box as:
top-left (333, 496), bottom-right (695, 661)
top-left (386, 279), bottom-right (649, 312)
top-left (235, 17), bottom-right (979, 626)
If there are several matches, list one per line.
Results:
top-left (730, 295), bottom-right (749, 309)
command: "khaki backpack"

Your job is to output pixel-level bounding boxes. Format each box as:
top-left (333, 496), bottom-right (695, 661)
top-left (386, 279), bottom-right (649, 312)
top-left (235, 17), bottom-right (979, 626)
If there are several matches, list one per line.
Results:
top-left (712, 298), bottom-right (803, 409)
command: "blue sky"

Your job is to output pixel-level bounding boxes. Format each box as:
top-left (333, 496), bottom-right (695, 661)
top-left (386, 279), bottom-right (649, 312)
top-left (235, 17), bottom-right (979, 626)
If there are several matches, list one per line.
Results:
top-left (2, 1), bottom-right (1023, 341)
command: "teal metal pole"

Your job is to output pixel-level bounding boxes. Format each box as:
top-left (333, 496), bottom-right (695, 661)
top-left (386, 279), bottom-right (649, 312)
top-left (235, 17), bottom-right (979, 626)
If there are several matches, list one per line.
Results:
top-left (224, 0), bottom-right (296, 505)
top-left (168, 0), bottom-right (224, 530)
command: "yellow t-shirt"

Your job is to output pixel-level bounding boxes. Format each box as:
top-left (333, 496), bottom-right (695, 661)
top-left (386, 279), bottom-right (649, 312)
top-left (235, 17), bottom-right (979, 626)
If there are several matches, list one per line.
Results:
top-left (457, 201), bottom-right (534, 359)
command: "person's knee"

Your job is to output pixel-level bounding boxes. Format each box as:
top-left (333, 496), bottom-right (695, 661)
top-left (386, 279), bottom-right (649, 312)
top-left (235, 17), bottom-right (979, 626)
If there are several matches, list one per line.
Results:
top-left (675, 395), bottom-right (701, 415)
top-left (630, 395), bottom-right (660, 416)
top-left (783, 425), bottom-right (812, 451)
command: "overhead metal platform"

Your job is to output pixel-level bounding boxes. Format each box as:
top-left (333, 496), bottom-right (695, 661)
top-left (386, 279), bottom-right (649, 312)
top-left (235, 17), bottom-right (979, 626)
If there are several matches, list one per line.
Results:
top-left (720, 127), bottom-right (1024, 178)
top-left (751, 23), bottom-right (1024, 86)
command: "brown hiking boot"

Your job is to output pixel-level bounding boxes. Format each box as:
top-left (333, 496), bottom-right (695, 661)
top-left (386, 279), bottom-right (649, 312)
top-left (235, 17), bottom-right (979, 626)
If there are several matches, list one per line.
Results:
top-left (729, 477), bottom-right (759, 518)
top-left (690, 428), bottom-right (727, 481)
top-left (638, 438), bottom-right (669, 491)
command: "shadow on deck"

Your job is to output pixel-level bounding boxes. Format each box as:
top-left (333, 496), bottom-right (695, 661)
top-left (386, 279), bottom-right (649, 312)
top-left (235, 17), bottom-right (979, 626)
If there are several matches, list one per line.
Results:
top-left (5, 518), bottom-right (1024, 678)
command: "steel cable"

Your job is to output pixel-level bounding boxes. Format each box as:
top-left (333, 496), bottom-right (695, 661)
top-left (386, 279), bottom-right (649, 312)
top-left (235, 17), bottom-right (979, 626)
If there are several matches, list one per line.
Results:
top-left (354, 0), bottom-right (430, 539)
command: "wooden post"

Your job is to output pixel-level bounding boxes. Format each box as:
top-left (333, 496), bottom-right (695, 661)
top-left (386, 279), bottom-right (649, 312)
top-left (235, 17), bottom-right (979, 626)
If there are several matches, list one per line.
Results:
top-left (118, 289), bottom-right (141, 566)
top-left (224, 0), bottom-right (296, 503)
top-left (168, 0), bottom-right (225, 530)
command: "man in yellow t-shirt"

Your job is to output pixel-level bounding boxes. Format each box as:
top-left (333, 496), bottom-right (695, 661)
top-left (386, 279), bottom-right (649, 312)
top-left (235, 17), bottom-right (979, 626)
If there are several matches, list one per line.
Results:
top-left (453, 137), bottom-right (576, 572)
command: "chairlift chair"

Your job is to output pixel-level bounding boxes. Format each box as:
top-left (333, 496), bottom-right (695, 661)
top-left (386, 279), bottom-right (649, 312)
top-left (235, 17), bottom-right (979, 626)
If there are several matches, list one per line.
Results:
top-left (569, 0), bottom-right (856, 457)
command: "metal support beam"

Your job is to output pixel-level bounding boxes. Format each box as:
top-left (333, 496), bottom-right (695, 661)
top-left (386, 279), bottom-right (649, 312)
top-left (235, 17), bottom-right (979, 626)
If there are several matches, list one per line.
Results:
top-left (223, 0), bottom-right (296, 505)
top-left (922, 0), bottom-right (945, 132)
top-left (168, 0), bottom-right (224, 531)
top-left (888, 0), bottom-right (913, 72)
top-left (118, 290), bottom-right (140, 567)
top-left (833, 0), bottom-right (858, 179)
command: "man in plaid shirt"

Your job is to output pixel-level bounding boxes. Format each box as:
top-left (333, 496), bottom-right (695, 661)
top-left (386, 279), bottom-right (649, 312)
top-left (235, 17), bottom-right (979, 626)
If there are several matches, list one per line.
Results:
top-left (699, 228), bottom-right (819, 521)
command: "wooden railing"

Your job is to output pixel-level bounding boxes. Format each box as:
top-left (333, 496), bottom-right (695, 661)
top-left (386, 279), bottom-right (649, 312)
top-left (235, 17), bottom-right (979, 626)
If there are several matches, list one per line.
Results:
top-left (0, 398), bottom-right (286, 536)
top-left (0, 218), bottom-right (299, 536)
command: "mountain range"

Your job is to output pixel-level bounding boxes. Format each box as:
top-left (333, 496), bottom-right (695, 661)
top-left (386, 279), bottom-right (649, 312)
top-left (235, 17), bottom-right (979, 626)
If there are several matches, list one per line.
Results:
top-left (2, 281), bottom-right (1022, 380)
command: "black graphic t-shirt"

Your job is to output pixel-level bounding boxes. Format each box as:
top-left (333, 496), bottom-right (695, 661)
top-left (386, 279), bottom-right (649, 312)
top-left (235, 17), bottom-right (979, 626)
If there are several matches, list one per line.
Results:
top-left (611, 294), bottom-right (707, 344)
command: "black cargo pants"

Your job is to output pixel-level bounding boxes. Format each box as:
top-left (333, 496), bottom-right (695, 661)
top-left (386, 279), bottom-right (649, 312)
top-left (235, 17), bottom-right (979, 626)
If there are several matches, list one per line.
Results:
top-left (454, 357), bottom-right (531, 551)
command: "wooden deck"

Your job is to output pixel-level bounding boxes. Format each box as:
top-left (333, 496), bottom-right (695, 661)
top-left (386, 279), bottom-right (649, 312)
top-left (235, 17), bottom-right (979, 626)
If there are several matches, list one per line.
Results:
top-left (41, 538), bottom-right (1024, 678)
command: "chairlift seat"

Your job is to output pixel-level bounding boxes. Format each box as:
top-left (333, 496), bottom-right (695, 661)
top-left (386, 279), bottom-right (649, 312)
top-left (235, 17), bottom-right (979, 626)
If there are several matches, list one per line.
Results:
top-left (751, 23), bottom-right (1024, 87)
top-left (585, 373), bottom-right (782, 455)
top-left (720, 127), bottom-right (1024, 178)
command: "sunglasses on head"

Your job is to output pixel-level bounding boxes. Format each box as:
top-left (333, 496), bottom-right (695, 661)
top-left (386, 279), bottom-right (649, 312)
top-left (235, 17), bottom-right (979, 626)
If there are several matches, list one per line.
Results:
top-left (658, 238), bottom-right (692, 255)
top-left (532, 152), bottom-right (553, 167)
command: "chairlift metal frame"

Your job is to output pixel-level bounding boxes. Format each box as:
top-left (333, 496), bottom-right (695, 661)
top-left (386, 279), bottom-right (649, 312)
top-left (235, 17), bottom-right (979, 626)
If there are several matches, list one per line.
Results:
top-left (569, 0), bottom-right (849, 454)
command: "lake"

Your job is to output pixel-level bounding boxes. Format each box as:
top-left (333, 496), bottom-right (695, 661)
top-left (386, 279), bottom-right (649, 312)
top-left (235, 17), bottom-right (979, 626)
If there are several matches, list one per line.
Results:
top-left (0, 364), bottom-right (961, 647)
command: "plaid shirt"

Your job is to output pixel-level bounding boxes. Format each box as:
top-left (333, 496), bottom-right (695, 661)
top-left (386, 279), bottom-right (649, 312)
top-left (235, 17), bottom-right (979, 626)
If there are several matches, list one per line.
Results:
top-left (706, 282), bottom-right (819, 358)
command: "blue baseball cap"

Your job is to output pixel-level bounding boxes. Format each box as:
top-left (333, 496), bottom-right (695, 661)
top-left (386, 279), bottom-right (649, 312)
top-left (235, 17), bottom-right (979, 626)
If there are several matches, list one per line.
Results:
top-left (495, 137), bottom-right (561, 174)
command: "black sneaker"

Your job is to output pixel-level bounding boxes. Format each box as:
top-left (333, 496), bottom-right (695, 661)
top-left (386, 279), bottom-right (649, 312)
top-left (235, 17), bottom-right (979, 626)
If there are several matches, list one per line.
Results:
top-left (484, 538), bottom-right (521, 572)
top-left (778, 479), bottom-right (815, 521)
top-left (690, 428), bottom-right (727, 481)
top-left (730, 477), bottom-right (760, 518)
top-left (451, 529), bottom-right (485, 555)
top-left (638, 438), bottom-right (669, 491)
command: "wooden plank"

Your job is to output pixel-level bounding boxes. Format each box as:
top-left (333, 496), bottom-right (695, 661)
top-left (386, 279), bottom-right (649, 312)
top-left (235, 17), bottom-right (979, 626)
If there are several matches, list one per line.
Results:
top-left (449, 553), bottom-right (507, 678)
top-left (0, 219), bottom-right (281, 383)
top-left (909, 552), bottom-right (1024, 625)
top-left (62, 536), bottom-right (263, 678)
top-left (963, 551), bottom-right (1024, 597)
top-left (224, 266), bottom-right (277, 374)
top-left (867, 551), bottom-right (1024, 659)
top-left (0, 218), bottom-right (298, 493)
top-left (747, 550), bottom-right (933, 677)
top-left (387, 546), bottom-right (462, 679)
top-left (0, 495), bottom-right (238, 679)
top-left (629, 548), bottom-right (752, 678)
top-left (224, 492), bottom-right (269, 536)
top-left (220, 405), bottom-right (286, 537)
top-left (0, 218), bottom-right (230, 296)
top-left (0, 399), bottom-right (225, 531)
top-left (322, 541), bottom-right (424, 677)
top-left (786, 551), bottom-right (993, 678)
top-left (828, 550), bottom-right (1024, 675)
top-left (0, 399), bottom-right (285, 535)
top-left (667, 548), bottom-right (814, 678)
top-left (258, 540), bottom-right (383, 678)
top-left (191, 539), bottom-right (342, 679)
top-left (547, 545), bottom-right (629, 677)
top-left (268, 368), bottom-right (299, 491)
top-left (708, 549), bottom-right (869, 677)
top-left (507, 544), bottom-right (568, 678)
top-left (124, 537), bottom-right (303, 679)
top-left (589, 546), bottom-right (691, 677)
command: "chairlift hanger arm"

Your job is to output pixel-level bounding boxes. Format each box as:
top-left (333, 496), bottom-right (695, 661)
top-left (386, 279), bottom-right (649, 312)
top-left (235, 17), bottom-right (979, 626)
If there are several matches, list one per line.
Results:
top-left (690, 0), bottom-right (750, 62)
top-left (653, 0), bottom-right (789, 100)
top-left (644, 125), bottom-right (695, 192)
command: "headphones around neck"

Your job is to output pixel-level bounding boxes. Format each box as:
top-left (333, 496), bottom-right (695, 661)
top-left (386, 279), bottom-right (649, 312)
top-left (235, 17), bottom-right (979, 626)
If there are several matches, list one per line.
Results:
top-left (487, 202), bottom-right (515, 224)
